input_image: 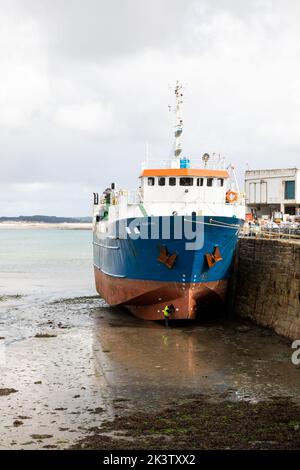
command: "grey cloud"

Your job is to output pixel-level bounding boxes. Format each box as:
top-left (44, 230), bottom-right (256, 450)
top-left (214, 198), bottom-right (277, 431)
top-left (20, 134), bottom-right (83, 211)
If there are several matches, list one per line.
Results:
top-left (24, 0), bottom-right (191, 61)
top-left (0, 0), bottom-right (300, 216)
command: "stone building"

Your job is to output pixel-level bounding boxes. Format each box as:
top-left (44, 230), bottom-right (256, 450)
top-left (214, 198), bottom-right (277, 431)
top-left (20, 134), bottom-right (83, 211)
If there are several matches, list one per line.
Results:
top-left (245, 167), bottom-right (300, 218)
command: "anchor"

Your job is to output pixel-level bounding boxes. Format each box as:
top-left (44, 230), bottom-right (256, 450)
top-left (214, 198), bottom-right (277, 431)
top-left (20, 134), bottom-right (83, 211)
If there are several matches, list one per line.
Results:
top-left (157, 245), bottom-right (177, 269)
top-left (205, 245), bottom-right (223, 268)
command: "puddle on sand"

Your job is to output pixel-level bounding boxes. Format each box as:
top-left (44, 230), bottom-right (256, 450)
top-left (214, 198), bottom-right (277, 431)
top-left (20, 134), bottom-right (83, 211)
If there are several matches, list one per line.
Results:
top-left (93, 310), bottom-right (300, 411)
top-left (1, 295), bottom-right (300, 449)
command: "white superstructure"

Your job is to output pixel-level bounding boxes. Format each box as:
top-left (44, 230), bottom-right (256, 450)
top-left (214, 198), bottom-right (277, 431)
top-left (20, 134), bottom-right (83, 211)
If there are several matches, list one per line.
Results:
top-left (93, 155), bottom-right (245, 232)
top-left (93, 82), bottom-right (245, 229)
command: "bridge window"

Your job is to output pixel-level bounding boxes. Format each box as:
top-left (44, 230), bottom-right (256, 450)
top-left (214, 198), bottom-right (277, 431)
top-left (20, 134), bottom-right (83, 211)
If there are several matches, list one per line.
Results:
top-left (217, 178), bottom-right (224, 187)
top-left (147, 177), bottom-right (155, 186)
top-left (180, 177), bottom-right (193, 186)
top-left (158, 177), bottom-right (166, 186)
top-left (207, 178), bottom-right (214, 187)
top-left (169, 177), bottom-right (176, 186)
top-left (197, 178), bottom-right (204, 186)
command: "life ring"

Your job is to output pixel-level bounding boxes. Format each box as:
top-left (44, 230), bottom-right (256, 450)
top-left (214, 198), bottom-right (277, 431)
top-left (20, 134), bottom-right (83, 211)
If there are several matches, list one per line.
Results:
top-left (226, 190), bottom-right (238, 203)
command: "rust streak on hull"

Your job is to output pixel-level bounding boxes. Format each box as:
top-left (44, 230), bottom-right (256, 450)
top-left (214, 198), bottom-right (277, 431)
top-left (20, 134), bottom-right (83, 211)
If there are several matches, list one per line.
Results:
top-left (94, 267), bottom-right (227, 320)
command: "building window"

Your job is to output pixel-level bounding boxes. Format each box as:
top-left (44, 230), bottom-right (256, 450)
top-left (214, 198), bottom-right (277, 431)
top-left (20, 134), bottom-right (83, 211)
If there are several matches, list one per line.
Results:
top-left (169, 177), bottom-right (176, 186)
top-left (217, 178), bottom-right (224, 187)
top-left (197, 178), bottom-right (204, 186)
top-left (207, 178), bottom-right (214, 187)
top-left (285, 206), bottom-right (296, 215)
top-left (179, 177), bottom-right (193, 186)
top-left (147, 177), bottom-right (155, 186)
top-left (158, 177), bottom-right (166, 186)
top-left (285, 180), bottom-right (295, 200)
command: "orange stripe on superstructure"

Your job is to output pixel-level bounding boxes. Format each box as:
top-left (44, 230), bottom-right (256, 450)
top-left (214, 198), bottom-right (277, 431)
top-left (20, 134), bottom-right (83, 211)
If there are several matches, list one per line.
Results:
top-left (140, 168), bottom-right (229, 178)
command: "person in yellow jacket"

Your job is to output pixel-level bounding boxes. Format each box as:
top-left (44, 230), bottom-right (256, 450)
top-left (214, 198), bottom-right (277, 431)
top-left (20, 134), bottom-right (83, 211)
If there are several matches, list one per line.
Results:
top-left (163, 304), bottom-right (175, 327)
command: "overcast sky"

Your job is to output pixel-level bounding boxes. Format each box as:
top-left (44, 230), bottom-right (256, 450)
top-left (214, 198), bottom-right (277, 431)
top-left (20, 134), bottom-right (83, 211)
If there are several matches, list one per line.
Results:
top-left (0, 0), bottom-right (300, 216)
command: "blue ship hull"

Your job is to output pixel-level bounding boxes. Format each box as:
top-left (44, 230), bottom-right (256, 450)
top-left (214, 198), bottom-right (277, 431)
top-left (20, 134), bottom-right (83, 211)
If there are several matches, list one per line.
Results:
top-left (93, 215), bottom-right (242, 320)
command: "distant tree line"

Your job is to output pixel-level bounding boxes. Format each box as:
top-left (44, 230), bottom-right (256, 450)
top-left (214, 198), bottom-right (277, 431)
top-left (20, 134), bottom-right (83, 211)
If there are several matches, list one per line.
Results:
top-left (0, 215), bottom-right (92, 223)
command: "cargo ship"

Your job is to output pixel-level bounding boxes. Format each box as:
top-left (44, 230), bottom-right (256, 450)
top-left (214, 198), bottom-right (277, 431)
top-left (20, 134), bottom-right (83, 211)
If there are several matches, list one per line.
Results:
top-left (93, 83), bottom-right (245, 320)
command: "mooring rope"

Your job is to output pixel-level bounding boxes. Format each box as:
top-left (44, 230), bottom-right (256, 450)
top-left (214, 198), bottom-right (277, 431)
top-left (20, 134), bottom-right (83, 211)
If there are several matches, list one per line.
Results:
top-left (184, 218), bottom-right (241, 230)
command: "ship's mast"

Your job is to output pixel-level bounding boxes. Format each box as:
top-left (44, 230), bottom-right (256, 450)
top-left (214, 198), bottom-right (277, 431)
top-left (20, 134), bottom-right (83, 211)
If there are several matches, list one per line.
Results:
top-left (174, 81), bottom-right (183, 160)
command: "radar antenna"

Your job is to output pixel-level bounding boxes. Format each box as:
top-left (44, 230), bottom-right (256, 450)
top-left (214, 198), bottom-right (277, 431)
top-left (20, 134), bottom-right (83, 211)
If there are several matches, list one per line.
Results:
top-left (173, 81), bottom-right (183, 159)
top-left (202, 153), bottom-right (210, 168)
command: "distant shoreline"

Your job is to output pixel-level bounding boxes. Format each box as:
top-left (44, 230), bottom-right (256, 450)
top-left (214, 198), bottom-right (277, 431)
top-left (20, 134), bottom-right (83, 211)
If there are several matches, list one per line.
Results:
top-left (0, 222), bottom-right (92, 230)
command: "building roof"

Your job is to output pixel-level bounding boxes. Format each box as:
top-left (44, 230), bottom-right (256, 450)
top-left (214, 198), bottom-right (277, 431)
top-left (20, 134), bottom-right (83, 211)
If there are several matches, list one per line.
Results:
top-left (140, 168), bottom-right (229, 178)
top-left (245, 167), bottom-right (299, 177)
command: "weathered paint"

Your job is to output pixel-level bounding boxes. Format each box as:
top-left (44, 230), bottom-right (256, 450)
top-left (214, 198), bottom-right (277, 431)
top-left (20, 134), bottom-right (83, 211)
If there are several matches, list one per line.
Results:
top-left (94, 266), bottom-right (227, 320)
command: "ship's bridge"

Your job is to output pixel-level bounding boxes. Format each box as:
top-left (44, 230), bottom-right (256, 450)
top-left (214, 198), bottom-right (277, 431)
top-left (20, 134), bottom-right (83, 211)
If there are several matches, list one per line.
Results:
top-left (93, 156), bottom-right (244, 225)
top-left (140, 158), bottom-right (230, 205)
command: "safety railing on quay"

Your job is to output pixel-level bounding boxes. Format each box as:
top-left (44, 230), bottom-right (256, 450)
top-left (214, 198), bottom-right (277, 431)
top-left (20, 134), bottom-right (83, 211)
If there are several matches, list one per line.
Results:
top-left (239, 224), bottom-right (300, 242)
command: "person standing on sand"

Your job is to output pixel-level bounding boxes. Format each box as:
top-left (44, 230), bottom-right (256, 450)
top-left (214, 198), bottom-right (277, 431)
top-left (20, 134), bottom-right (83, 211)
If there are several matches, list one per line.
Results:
top-left (163, 304), bottom-right (175, 327)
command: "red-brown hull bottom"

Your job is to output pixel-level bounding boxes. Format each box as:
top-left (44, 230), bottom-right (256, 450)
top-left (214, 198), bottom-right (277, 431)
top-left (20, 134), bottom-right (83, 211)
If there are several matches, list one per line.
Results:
top-left (94, 267), bottom-right (228, 320)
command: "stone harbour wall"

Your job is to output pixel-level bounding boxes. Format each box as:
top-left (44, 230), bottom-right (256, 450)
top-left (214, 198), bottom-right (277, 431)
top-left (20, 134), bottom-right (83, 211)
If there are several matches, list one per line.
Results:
top-left (233, 238), bottom-right (300, 340)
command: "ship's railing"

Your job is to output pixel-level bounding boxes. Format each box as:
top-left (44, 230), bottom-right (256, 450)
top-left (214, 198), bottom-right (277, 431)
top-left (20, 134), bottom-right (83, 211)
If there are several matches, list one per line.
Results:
top-left (127, 189), bottom-right (142, 204)
top-left (116, 189), bottom-right (142, 205)
top-left (141, 156), bottom-right (226, 170)
top-left (97, 189), bottom-right (142, 206)
top-left (239, 224), bottom-right (300, 241)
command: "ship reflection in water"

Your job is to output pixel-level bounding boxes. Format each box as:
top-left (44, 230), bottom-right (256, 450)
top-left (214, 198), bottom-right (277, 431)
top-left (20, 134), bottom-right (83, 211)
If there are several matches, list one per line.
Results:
top-left (92, 306), bottom-right (300, 412)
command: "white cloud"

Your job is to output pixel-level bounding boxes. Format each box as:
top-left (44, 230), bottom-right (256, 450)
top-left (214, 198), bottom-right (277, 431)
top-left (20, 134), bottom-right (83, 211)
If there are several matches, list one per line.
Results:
top-left (0, 4), bottom-right (50, 132)
top-left (0, 181), bottom-right (92, 216)
top-left (54, 102), bottom-right (116, 136)
top-left (11, 183), bottom-right (53, 192)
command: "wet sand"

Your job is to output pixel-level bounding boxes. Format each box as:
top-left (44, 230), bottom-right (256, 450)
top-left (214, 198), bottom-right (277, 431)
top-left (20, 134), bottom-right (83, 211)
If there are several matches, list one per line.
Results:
top-left (1, 294), bottom-right (300, 449)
